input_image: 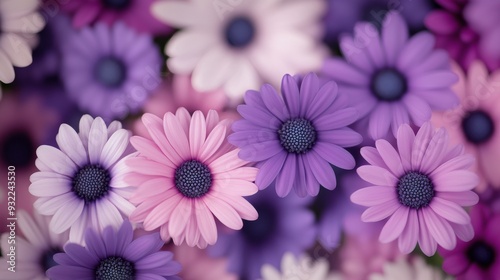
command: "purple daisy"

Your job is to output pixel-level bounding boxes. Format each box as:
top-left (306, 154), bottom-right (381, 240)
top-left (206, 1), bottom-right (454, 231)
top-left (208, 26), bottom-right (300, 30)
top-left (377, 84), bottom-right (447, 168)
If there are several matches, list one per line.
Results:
top-left (60, 22), bottom-right (161, 120)
top-left (29, 115), bottom-right (136, 244)
top-left (351, 122), bottom-right (479, 256)
top-left (440, 204), bottom-right (500, 279)
top-left (47, 221), bottom-right (181, 280)
top-left (322, 11), bottom-right (459, 140)
top-left (207, 187), bottom-right (316, 280)
top-left (229, 73), bottom-right (362, 197)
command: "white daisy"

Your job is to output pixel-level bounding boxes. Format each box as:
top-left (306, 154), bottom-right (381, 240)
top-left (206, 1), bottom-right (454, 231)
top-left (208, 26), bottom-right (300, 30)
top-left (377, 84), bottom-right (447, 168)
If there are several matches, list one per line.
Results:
top-left (0, 0), bottom-right (45, 83)
top-left (152, 0), bottom-right (327, 99)
top-left (260, 252), bottom-right (340, 280)
top-left (369, 257), bottom-right (450, 280)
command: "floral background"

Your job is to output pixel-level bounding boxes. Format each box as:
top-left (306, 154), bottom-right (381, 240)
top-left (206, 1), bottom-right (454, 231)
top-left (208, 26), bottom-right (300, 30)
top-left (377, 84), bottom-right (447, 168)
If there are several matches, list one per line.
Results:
top-left (1, 0), bottom-right (500, 279)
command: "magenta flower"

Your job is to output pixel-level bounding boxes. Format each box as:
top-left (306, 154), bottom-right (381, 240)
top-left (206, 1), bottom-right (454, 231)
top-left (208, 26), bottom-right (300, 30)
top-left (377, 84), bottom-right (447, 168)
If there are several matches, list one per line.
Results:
top-left (323, 12), bottom-right (458, 140)
top-left (229, 73), bottom-right (362, 197)
top-left (351, 122), bottom-right (479, 256)
top-left (47, 221), bottom-right (181, 279)
top-left (29, 115), bottom-right (135, 244)
top-left (126, 109), bottom-right (258, 248)
top-left (62, 0), bottom-right (170, 34)
top-left (440, 204), bottom-right (500, 279)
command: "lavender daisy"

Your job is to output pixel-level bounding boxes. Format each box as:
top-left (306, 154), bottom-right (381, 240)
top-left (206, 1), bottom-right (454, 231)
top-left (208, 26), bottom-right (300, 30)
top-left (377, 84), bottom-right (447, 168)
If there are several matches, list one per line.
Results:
top-left (208, 187), bottom-right (316, 280)
top-left (351, 123), bottom-right (479, 256)
top-left (229, 73), bottom-right (362, 197)
top-left (60, 22), bottom-right (161, 120)
top-left (322, 11), bottom-right (459, 140)
top-left (47, 221), bottom-right (181, 280)
top-left (29, 115), bottom-right (135, 244)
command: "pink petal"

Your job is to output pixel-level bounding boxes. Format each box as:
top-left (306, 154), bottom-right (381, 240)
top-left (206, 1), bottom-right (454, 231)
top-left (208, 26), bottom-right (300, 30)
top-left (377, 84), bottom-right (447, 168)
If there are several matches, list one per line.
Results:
top-left (411, 122), bottom-right (433, 170)
top-left (420, 128), bottom-right (448, 174)
top-left (360, 146), bottom-right (388, 169)
top-left (430, 155), bottom-right (474, 177)
top-left (214, 166), bottom-right (258, 181)
top-left (396, 124), bottom-right (415, 171)
top-left (430, 197), bottom-right (470, 225)
top-left (417, 210), bottom-right (437, 256)
top-left (451, 222), bottom-right (474, 242)
top-left (211, 179), bottom-right (258, 197)
top-left (199, 124), bottom-right (226, 162)
top-left (398, 210), bottom-right (419, 254)
top-left (204, 195), bottom-right (243, 230)
top-left (209, 191), bottom-right (258, 221)
top-left (50, 200), bottom-right (84, 234)
top-left (351, 186), bottom-right (397, 207)
top-left (357, 165), bottom-right (398, 186)
top-left (376, 140), bottom-right (405, 177)
top-left (141, 114), bottom-right (182, 166)
top-left (432, 170), bottom-right (479, 192)
top-left (164, 113), bottom-right (190, 160)
top-left (436, 191), bottom-right (479, 207)
top-left (403, 95), bottom-right (432, 126)
top-left (143, 190), bottom-right (182, 230)
top-left (168, 198), bottom-right (192, 237)
top-left (189, 111), bottom-right (206, 158)
top-left (422, 208), bottom-right (457, 250)
top-left (361, 200), bottom-right (401, 222)
top-left (379, 206), bottom-right (410, 243)
top-left (196, 200), bottom-right (217, 245)
top-left (126, 157), bottom-right (172, 177)
top-left (130, 136), bottom-right (174, 168)
top-left (210, 149), bottom-right (247, 174)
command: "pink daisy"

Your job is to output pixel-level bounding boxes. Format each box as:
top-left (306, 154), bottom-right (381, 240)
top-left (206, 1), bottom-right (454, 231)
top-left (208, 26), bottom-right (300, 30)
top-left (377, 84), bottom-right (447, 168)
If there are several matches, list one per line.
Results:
top-left (432, 61), bottom-right (500, 191)
top-left (126, 108), bottom-right (258, 248)
top-left (351, 122), bottom-right (480, 256)
top-left (29, 115), bottom-right (136, 244)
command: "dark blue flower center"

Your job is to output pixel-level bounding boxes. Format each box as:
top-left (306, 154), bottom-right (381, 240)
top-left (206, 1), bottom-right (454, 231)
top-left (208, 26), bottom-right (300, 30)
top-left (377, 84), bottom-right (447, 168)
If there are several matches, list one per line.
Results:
top-left (397, 172), bottom-right (435, 209)
top-left (94, 57), bottom-right (127, 88)
top-left (175, 160), bottom-right (212, 198)
top-left (95, 256), bottom-right (135, 280)
top-left (242, 203), bottom-right (276, 244)
top-left (0, 130), bottom-right (35, 169)
top-left (40, 247), bottom-right (61, 272)
top-left (467, 241), bottom-right (496, 269)
top-left (72, 164), bottom-right (111, 202)
top-left (462, 110), bottom-right (495, 145)
top-left (102, 0), bottom-right (131, 10)
top-left (278, 118), bottom-right (317, 154)
top-left (371, 68), bottom-right (408, 101)
top-left (225, 16), bottom-right (255, 48)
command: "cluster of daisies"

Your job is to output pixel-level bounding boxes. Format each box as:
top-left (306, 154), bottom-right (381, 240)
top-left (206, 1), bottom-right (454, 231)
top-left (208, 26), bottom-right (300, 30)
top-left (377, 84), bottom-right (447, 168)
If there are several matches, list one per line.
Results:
top-left (1, 0), bottom-right (500, 279)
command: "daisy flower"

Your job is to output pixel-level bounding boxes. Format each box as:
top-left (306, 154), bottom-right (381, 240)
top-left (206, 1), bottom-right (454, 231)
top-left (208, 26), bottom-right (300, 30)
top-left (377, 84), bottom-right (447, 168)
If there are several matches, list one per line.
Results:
top-left (208, 187), bottom-right (316, 280)
top-left (168, 243), bottom-right (237, 280)
top-left (260, 252), bottom-right (330, 280)
top-left (29, 115), bottom-right (136, 244)
top-left (47, 221), bottom-right (181, 280)
top-left (440, 204), bottom-right (500, 279)
top-left (0, 210), bottom-right (69, 279)
top-left (369, 257), bottom-right (448, 280)
top-left (152, 0), bottom-right (327, 99)
top-left (61, 22), bottom-right (161, 120)
top-left (432, 61), bottom-right (500, 191)
top-left (62, 0), bottom-right (170, 34)
top-left (351, 122), bottom-right (480, 256)
top-left (229, 73), bottom-right (362, 197)
top-left (126, 108), bottom-right (259, 249)
top-left (324, 0), bottom-right (433, 44)
top-left (0, 0), bottom-right (45, 83)
top-left (323, 11), bottom-right (459, 140)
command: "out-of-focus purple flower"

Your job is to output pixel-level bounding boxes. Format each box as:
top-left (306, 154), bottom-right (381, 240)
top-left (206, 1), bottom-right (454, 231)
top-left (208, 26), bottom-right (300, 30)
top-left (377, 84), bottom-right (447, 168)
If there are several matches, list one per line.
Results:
top-left (440, 204), bottom-right (500, 279)
top-left (60, 22), bottom-right (162, 121)
top-left (323, 12), bottom-right (459, 140)
top-left (47, 221), bottom-right (181, 279)
top-left (208, 187), bottom-right (316, 280)
top-left (229, 73), bottom-right (362, 197)
top-left (324, 0), bottom-right (434, 44)
top-left (62, 0), bottom-right (171, 34)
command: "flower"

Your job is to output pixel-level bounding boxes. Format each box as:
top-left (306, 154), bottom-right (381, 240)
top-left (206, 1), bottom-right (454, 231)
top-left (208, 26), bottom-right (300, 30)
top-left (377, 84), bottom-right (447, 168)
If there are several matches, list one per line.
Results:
top-left (229, 73), bottom-right (362, 197)
top-left (465, 0), bottom-right (500, 68)
top-left (29, 115), bottom-right (136, 244)
top-left (132, 75), bottom-right (232, 138)
top-left (152, 0), bottom-right (327, 99)
top-left (60, 22), bottom-right (161, 120)
top-left (369, 257), bottom-right (447, 280)
top-left (440, 204), bottom-right (500, 279)
top-left (340, 233), bottom-right (404, 280)
top-left (323, 12), bottom-right (458, 140)
top-left (0, 94), bottom-right (58, 221)
top-left (62, 0), bottom-right (170, 34)
top-left (351, 122), bottom-right (480, 256)
top-left (0, 0), bottom-right (45, 83)
top-left (126, 108), bottom-right (258, 248)
top-left (208, 187), bottom-right (316, 280)
top-left (47, 221), bottom-right (181, 279)
top-left (168, 243), bottom-right (238, 280)
top-left (0, 210), bottom-right (69, 279)
top-left (324, 0), bottom-right (433, 44)
top-left (431, 61), bottom-right (500, 191)
top-left (260, 252), bottom-right (330, 280)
